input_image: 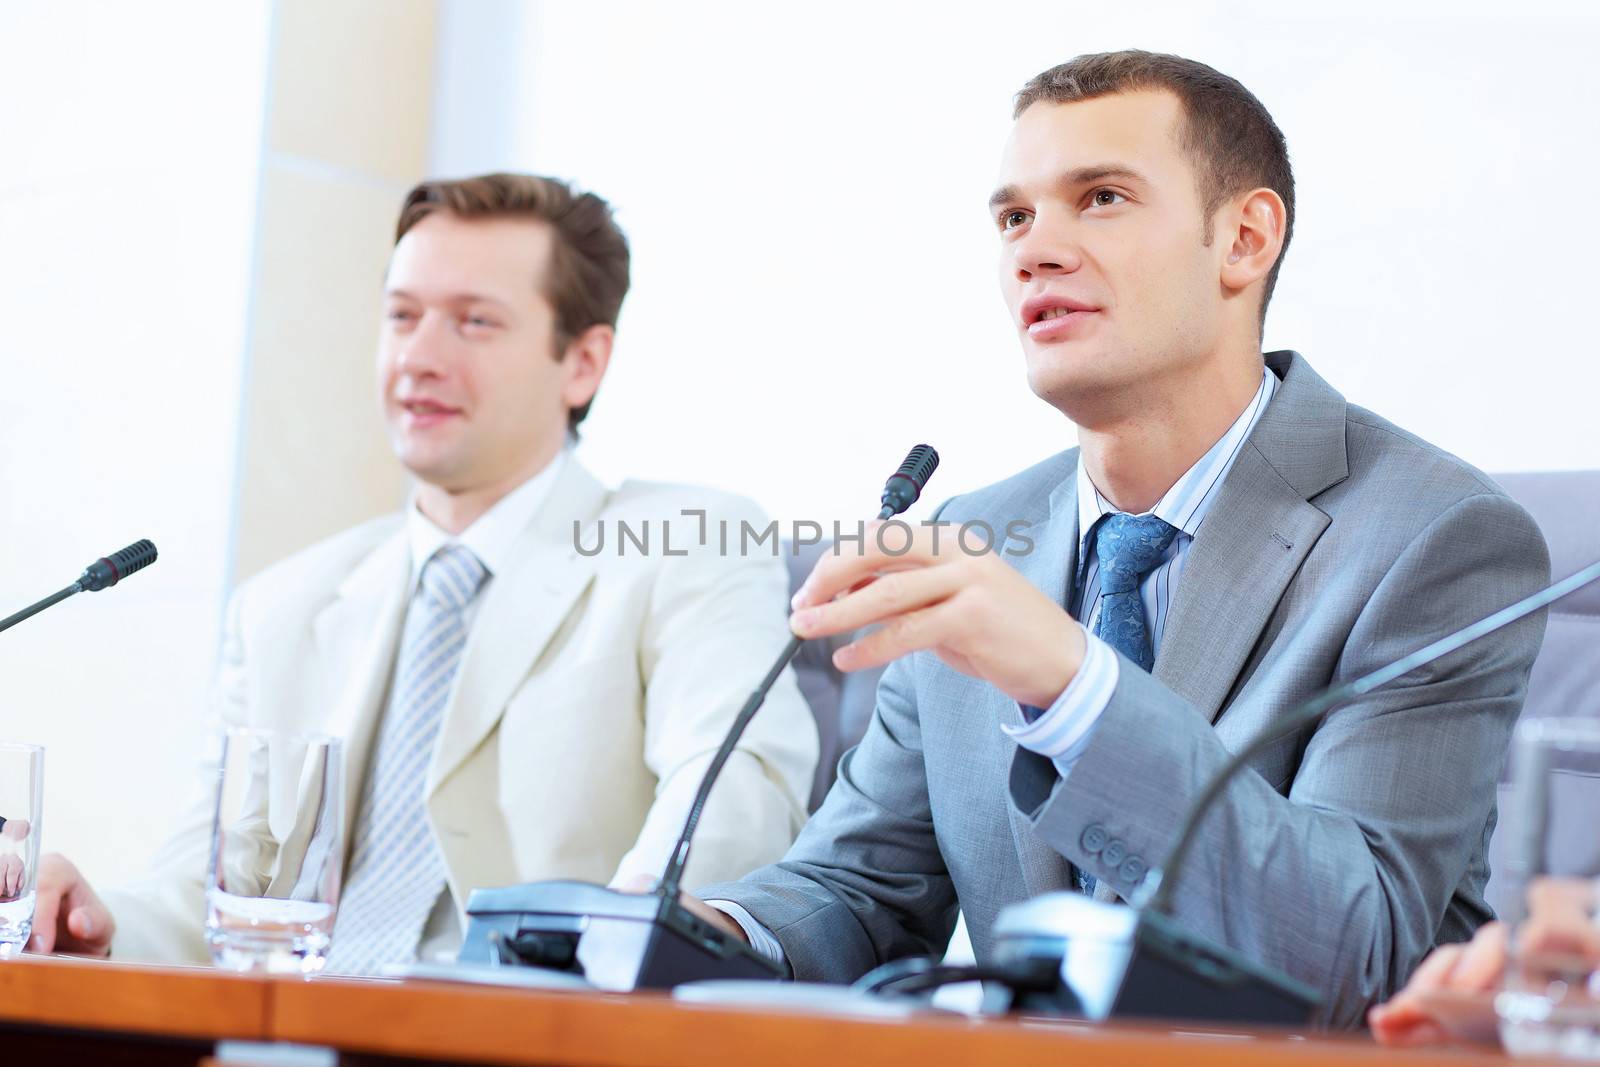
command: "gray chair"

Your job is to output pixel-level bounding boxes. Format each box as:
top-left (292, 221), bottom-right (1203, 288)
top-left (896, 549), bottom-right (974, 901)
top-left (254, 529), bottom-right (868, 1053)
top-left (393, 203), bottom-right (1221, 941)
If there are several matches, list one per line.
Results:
top-left (1485, 471), bottom-right (1600, 917)
top-left (784, 540), bottom-right (888, 811)
top-left (783, 474), bottom-right (1600, 906)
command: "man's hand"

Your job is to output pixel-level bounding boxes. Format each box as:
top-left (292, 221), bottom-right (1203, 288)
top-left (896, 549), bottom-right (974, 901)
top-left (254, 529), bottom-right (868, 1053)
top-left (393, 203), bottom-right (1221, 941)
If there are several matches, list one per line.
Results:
top-left (1, 818), bottom-right (29, 843)
top-left (615, 874), bottom-right (749, 946)
top-left (788, 521), bottom-right (1085, 709)
top-left (1368, 921), bottom-right (1507, 1047)
top-left (26, 854), bottom-right (114, 957)
top-left (1370, 877), bottom-right (1600, 1047)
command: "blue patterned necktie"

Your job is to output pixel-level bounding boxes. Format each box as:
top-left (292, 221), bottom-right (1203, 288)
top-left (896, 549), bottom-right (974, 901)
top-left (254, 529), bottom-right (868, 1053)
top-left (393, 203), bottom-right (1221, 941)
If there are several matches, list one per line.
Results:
top-left (1090, 512), bottom-right (1180, 672)
top-left (1075, 512), bottom-right (1177, 898)
top-left (325, 543), bottom-right (488, 974)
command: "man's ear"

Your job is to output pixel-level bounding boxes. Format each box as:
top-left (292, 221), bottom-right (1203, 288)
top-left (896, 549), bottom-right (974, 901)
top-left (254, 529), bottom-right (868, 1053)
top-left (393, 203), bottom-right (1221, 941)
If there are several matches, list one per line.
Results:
top-left (1219, 187), bottom-right (1287, 297)
top-left (559, 323), bottom-right (614, 413)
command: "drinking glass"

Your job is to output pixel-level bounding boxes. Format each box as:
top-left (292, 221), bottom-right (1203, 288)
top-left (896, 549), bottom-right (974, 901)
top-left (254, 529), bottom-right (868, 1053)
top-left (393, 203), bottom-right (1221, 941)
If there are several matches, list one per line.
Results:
top-left (1496, 717), bottom-right (1600, 1059)
top-left (206, 728), bottom-right (343, 974)
top-left (0, 743), bottom-right (44, 958)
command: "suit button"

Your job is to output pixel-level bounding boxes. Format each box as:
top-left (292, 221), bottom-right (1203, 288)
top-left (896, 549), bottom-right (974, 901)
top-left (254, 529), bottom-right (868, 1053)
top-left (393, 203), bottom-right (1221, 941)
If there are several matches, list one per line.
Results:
top-left (1101, 839), bottom-right (1127, 866)
top-left (1119, 857), bottom-right (1147, 886)
top-left (1080, 825), bottom-right (1107, 854)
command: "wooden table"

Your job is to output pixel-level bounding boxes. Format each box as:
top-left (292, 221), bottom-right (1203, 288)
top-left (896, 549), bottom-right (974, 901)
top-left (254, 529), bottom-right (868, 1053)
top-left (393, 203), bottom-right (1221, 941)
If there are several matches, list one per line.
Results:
top-left (0, 955), bottom-right (267, 1064)
top-left (0, 955), bottom-right (1552, 1066)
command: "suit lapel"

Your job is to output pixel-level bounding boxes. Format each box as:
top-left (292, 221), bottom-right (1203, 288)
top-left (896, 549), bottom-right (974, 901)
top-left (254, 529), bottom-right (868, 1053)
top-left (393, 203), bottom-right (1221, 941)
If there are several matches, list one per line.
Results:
top-left (310, 529), bottom-right (411, 826)
top-left (996, 456), bottom-right (1085, 897)
top-left (426, 460), bottom-right (609, 797)
top-left (1152, 352), bottom-right (1350, 723)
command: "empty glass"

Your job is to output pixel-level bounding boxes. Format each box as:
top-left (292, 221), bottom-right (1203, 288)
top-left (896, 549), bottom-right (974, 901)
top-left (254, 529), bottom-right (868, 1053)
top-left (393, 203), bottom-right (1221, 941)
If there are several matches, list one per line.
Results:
top-left (206, 728), bottom-right (343, 974)
top-left (0, 742), bottom-right (44, 958)
top-left (1496, 718), bottom-right (1600, 1059)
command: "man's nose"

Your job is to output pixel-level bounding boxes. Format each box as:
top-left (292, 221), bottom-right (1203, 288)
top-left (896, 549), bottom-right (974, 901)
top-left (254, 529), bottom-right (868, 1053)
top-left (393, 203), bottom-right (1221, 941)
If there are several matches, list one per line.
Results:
top-left (1012, 214), bottom-right (1084, 281)
top-left (394, 310), bottom-right (452, 375)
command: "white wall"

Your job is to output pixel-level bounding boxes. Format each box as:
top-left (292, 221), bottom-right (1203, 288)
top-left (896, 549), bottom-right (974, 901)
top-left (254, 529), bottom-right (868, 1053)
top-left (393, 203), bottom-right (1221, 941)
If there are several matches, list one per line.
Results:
top-left (432, 0), bottom-right (1600, 529)
top-left (0, 2), bottom-right (269, 883)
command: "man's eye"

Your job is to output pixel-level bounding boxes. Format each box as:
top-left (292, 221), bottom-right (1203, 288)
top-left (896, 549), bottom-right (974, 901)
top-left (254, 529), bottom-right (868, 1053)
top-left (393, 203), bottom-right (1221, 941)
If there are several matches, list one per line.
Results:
top-left (1000, 210), bottom-right (1030, 231)
top-left (465, 316), bottom-right (498, 329)
top-left (387, 309), bottom-right (415, 323)
top-left (1091, 189), bottom-right (1126, 208)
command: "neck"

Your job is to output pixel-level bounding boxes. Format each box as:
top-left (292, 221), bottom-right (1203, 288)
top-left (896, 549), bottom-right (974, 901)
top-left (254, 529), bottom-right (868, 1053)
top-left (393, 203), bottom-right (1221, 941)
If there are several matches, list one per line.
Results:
top-left (1077, 353), bottom-right (1262, 514)
top-left (414, 443), bottom-right (563, 535)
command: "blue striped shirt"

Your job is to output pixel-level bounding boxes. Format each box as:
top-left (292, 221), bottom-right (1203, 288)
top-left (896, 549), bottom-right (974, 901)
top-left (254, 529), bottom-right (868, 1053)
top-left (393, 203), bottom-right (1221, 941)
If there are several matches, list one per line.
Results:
top-left (1003, 365), bottom-right (1278, 776)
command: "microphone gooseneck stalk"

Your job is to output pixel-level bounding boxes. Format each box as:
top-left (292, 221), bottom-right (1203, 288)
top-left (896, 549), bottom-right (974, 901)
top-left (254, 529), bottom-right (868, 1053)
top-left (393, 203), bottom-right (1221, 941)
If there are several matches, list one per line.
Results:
top-left (656, 447), bottom-right (939, 904)
top-left (1143, 555), bottom-right (1600, 917)
top-left (0, 540), bottom-right (160, 635)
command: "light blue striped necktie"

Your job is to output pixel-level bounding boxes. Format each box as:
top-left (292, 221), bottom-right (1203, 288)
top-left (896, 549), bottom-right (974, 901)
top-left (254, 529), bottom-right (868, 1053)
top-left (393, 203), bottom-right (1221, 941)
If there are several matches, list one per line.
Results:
top-left (1090, 512), bottom-right (1179, 672)
top-left (325, 543), bottom-right (488, 975)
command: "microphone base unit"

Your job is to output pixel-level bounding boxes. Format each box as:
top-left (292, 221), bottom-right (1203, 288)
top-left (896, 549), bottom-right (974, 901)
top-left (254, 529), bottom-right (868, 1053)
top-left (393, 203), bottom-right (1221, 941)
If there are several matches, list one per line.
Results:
top-left (986, 892), bottom-right (1319, 1026)
top-left (459, 880), bottom-right (784, 991)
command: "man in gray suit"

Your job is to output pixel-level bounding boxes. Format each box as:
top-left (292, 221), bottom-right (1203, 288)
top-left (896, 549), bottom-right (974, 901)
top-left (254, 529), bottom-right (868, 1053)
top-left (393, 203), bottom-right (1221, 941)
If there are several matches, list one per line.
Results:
top-left (684, 52), bottom-right (1550, 1027)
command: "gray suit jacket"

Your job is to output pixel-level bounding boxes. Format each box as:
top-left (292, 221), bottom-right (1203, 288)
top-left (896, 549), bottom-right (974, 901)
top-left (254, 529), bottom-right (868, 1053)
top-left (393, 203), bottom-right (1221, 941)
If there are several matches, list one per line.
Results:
top-left (699, 352), bottom-right (1550, 1027)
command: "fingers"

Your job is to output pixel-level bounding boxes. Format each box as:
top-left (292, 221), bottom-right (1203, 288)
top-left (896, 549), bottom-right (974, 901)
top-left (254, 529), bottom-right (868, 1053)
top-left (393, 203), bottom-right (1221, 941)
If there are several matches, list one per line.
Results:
top-left (0, 854), bottom-right (22, 898)
top-left (25, 854), bottom-right (112, 956)
top-left (60, 871), bottom-right (114, 955)
top-left (1445, 921), bottom-right (1509, 993)
top-left (1407, 942), bottom-right (1468, 996)
top-left (791, 564), bottom-right (967, 642)
top-left (792, 522), bottom-right (949, 610)
top-left (1527, 876), bottom-right (1595, 920)
top-left (2, 818), bottom-right (29, 842)
top-left (1368, 943), bottom-right (1464, 1045)
top-left (1521, 877), bottom-right (1600, 964)
top-left (26, 880), bottom-right (61, 953)
top-left (833, 603), bottom-right (951, 672)
top-left (614, 874), bottom-right (658, 894)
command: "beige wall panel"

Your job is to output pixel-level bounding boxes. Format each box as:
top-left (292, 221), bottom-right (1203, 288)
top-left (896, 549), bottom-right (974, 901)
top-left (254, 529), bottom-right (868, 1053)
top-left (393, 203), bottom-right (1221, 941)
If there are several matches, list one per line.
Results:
top-left (269, 0), bottom-right (437, 185)
top-left (234, 160), bottom-right (410, 580)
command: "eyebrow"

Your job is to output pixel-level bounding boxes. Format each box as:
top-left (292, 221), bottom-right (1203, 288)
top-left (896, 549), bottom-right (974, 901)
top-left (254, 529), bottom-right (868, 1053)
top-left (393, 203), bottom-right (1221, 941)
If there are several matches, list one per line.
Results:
top-left (384, 288), bottom-right (512, 309)
top-left (987, 164), bottom-right (1151, 211)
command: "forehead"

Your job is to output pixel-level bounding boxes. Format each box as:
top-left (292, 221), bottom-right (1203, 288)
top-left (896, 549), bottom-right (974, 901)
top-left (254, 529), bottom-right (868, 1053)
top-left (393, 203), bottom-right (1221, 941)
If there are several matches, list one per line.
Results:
top-left (997, 90), bottom-right (1192, 192)
top-left (386, 212), bottom-right (555, 302)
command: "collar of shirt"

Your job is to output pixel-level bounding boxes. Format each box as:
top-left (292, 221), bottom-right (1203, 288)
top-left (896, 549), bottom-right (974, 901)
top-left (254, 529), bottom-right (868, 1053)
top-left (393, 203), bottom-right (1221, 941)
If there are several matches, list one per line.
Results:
top-left (405, 448), bottom-right (569, 594)
top-left (1075, 364), bottom-right (1279, 566)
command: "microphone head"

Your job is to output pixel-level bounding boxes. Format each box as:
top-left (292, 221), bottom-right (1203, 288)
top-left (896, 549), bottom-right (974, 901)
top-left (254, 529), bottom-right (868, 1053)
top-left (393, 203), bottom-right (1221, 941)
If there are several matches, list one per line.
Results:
top-left (79, 539), bottom-right (158, 592)
top-left (880, 444), bottom-right (940, 516)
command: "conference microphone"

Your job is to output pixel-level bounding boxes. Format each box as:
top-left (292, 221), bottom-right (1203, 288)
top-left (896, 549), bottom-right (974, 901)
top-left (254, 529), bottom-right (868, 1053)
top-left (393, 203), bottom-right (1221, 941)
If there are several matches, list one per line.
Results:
top-left (458, 446), bottom-right (940, 990)
top-left (982, 554), bottom-right (1600, 1027)
top-left (0, 540), bottom-right (160, 635)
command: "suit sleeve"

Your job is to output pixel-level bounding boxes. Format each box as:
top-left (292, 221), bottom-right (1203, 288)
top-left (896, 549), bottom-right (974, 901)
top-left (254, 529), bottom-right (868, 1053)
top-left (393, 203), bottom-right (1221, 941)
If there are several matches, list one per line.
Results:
top-left (1012, 491), bottom-right (1550, 1026)
top-left (100, 591), bottom-right (254, 964)
top-left (694, 650), bottom-right (961, 982)
top-left (609, 500), bottom-right (820, 891)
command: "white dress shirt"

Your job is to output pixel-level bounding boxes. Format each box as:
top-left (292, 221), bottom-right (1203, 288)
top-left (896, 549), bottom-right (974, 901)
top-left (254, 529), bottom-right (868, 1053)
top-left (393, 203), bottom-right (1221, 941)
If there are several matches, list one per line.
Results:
top-left (717, 364), bottom-right (1279, 965)
top-left (397, 449), bottom-right (568, 963)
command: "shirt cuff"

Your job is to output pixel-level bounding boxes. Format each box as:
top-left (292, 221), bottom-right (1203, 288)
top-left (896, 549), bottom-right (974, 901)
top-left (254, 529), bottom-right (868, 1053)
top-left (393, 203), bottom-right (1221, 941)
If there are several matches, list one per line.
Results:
top-left (704, 900), bottom-right (786, 965)
top-left (1002, 624), bottom-right (1119, 779)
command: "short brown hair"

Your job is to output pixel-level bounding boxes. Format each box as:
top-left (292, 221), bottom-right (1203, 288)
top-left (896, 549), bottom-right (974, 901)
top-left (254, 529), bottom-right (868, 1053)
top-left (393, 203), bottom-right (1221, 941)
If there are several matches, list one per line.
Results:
top-left (1015, 51), bottom-right (1294, 325)
top-left (396, 172), bottom-right (631, 432)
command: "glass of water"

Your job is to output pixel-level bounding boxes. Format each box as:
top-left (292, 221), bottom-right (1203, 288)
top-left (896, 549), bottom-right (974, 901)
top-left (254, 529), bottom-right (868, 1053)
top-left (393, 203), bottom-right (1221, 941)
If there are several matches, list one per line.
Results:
top-left (206, 728), bottom-right (343, 974)
top-left (1496, 717), bottom-right (1600, 1059)
top-left (0, 743), bottom-right (44, 958)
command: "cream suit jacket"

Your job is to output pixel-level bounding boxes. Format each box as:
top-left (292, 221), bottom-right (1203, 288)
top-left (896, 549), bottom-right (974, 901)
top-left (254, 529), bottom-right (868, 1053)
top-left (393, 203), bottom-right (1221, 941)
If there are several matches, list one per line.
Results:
top-left (104, 459), bottom-right (819, 963)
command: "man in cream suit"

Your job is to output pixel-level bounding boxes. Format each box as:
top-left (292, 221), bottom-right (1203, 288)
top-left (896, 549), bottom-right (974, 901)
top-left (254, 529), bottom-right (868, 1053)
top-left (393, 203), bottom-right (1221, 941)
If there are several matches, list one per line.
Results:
top-left (29, 173), bottom-right (818, 968)
top-left (687, 52), bottom-right (1550, 1026)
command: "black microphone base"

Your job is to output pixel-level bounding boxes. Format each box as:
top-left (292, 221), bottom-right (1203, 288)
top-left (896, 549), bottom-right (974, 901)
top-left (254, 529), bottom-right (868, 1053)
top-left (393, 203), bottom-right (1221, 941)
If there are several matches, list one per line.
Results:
top-left (988, 893), bottom-right (1320, 1027)
top-left (459, 881), bottom-right (785, 991)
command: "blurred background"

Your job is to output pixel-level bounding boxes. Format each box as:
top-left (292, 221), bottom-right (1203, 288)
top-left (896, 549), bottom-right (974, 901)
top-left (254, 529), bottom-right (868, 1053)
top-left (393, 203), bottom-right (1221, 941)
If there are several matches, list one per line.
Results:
top-left (1, 0), bottom-right (1596, 886)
